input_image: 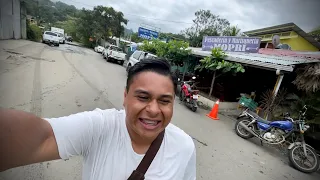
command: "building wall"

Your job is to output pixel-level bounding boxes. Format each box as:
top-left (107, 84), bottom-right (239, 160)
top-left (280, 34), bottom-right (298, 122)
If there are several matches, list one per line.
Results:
top-left (0, 0), bottom-right (13, 39)
top-left (0, 0), bottom-right (22, 39)
top-left (285, 32), bottom-right (318, 51)
top-left (261, 31), bottom-right (318, 51)
top-left (20, 1), bottom-right (26, 39)
top-left (12, 0), bottom-right (21, 39)
top-left (265, 38), bottom-right (318, 52)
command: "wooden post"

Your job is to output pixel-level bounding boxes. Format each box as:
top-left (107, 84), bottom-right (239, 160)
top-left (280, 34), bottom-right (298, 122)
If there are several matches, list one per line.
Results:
top-left (265, 74), bottom-right (284, 119)
top-left (209, 71), bottom-right (216, 98)
top-left (272, 74), bottom-right (284, 97)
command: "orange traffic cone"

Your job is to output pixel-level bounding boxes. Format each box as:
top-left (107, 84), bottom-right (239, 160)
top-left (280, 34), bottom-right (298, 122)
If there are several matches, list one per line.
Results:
top-left (206, 99), bottom-right (220, 120)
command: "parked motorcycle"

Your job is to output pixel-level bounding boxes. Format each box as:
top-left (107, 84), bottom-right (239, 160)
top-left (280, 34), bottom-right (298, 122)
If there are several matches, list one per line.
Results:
top-left (235, 105), bottom-right (319, 173)
top-left (178, 77), bottom-right (199, 112)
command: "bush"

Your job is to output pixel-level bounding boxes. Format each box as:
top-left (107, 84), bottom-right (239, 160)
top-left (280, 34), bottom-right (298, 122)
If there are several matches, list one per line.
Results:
top-left (27, 21), bottom-right (42, 42)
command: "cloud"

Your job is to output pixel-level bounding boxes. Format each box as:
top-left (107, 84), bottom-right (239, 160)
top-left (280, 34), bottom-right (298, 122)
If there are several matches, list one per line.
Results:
top-left (60, 0), bottom-right (320, 33)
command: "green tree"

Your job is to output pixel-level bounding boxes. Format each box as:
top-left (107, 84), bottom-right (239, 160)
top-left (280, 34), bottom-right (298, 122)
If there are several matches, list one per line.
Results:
top-left (139, 40), bottom-right (158, 54)
top-left (91, 6), bottom-right (127, 40)
top-left (130, 32), bottom-right (144, 43)
top-left (76, 8), bottom-right (96, 47)
top-left (165, 40), bottom-right (191, 67)
top-left (26, 21), bottom-right (42, 42)
top-left (111, 11), bottom-right (128, 38)
top-left (139, 39), bottom-right (192, 76)
top-left (277, 92), bottom-right (320, 125)
top-left (75, 6), bottom-right (128, 47)
top-left (196, 48), bottom-right (245, 97)
top-left (182, 9), bottom-right (230, 47)
top-left (159, 32), bottom-right (186, 42)
top-left (223, 25), bottom-right (241, 36)
top-left (55, 16), bottom-right (79, 41)
top-left (24, 0), bottom-right (79, 25)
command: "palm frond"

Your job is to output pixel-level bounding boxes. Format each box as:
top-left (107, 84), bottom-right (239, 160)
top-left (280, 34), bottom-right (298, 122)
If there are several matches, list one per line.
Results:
top-left (293, 63), bottom-right (320, 93)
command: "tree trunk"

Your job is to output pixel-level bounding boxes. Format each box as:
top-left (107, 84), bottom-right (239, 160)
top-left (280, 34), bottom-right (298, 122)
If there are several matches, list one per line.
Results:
top-left (209, 71), bottom-right (216, 98)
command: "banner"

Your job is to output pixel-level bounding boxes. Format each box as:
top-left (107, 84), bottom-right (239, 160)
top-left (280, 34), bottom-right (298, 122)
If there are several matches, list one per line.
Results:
top-left (138, 27), bottom-right (159, 40)
top-left (202, 36), bottom-right (261, 53)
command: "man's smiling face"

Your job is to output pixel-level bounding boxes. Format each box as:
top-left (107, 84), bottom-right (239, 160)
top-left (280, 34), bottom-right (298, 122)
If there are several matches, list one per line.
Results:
top-left (123, 71), bottom-right (175, 140)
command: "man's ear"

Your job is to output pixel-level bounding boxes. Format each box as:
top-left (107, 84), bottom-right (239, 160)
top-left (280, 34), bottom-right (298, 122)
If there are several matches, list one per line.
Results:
top-left (123, 87), bottom-right (127, 107)
top-left (124, 87), bottom-right (128, 98)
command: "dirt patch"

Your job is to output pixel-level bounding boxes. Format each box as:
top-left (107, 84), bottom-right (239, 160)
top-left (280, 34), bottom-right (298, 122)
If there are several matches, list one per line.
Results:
top-left (3, 49), bottom-right (56, 62)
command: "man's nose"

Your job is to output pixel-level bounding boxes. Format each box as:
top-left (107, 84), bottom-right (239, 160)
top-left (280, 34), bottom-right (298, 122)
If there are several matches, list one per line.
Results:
top-left (146, 99), bottom-right (161, 117)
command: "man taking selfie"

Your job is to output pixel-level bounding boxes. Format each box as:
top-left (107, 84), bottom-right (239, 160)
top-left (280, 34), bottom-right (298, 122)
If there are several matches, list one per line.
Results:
top-left (0, 59), bottom-right (196, 180)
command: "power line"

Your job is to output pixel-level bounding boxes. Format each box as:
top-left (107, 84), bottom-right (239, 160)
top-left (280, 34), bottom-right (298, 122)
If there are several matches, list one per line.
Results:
top-left (63, 0), bottom-right (193, 25)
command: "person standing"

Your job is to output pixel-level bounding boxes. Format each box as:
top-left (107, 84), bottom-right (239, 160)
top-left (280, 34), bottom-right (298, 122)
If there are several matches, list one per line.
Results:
top-left (0, 59), bottom-right (196, 180)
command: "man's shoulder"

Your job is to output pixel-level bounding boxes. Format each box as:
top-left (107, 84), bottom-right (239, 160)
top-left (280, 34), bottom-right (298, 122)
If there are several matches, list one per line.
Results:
top-left (165, 123), bottom-right (195, 151)
top-left (92, 108), bottom-right (123, 115)
top-left (92, 108), bottom-right (125, 126)
top-left (91, 108), bottom-right (125, 121)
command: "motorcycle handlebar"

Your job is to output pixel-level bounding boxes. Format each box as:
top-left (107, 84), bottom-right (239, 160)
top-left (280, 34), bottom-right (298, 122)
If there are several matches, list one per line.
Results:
top-left (302, 105), bottom-right (308, 116)
top-left (300, 105), bottom-right (308, 116)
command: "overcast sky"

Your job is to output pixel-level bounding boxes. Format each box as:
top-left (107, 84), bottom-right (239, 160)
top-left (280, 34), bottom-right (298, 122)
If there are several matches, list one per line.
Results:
top-left (59, 0), bottom-right (320, 34)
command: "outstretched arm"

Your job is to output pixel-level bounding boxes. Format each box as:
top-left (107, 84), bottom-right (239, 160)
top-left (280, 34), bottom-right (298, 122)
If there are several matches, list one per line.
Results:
top-left (0, 109), bottom-right (60, 172)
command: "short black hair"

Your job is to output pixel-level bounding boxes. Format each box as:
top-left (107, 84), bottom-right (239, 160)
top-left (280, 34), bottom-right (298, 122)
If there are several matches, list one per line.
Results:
top-left (126, 58), bottom-right (177, 93)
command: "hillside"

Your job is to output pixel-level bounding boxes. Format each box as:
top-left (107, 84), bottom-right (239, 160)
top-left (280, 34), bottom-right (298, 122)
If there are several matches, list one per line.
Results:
top-left (24, 0), bottom-right (78, 24)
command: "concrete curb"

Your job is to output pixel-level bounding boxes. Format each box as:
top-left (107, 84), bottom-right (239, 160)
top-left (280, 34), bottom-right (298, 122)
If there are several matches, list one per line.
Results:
top-left (65, 42), bottom-right (84, 48)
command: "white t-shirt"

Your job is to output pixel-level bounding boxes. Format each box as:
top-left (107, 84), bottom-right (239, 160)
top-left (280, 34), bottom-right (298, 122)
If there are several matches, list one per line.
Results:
top-left (46, 108), bottom-right (196, 180)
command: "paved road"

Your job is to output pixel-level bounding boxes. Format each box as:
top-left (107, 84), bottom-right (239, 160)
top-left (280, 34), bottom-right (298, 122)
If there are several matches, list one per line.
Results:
top-left (0, 40), bottom-right (319, 180)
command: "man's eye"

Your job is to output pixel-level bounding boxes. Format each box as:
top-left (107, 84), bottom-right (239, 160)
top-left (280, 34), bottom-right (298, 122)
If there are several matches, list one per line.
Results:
top-left (138, 96), bottom-right (149, 101)
top-left (159, 100), bottom-right (171, 105)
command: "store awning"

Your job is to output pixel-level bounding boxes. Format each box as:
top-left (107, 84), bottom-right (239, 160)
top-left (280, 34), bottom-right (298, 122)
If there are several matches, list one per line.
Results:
top-left (189, 47), bottom-right (320, 72)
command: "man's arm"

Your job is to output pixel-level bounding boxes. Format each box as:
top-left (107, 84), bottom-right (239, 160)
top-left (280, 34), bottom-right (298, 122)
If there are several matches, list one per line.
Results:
top-left (0, 109), bottom-right (60, 172)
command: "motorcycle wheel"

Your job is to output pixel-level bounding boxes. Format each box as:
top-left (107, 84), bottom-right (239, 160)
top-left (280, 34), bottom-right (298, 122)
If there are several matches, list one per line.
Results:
top-left (235, 117), bottom-right (255, 139)
top-left (288, 145), bottom-right (320, 173)
top-left (106, 56), bottom-right (111, 62)
top-left (191, 106), bottom-right (197, 112)
top-left (179, 91), bottom-right (184, 101)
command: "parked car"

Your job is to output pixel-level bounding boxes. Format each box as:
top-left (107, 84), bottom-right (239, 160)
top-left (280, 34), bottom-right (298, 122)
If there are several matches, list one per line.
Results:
top-left (103, 45), bottom-right (126, 65)
top-left (57, 33), bottom-right (65, 44)
top-left (94, 45), bottom-right (104, 53)
top-left (51, 27), bottom-right (65, 44)
top-left (102, 44), bottom-right (110, 56)
top-left (42, 31), bottom-right (60, 46)
top-left (126, 50), bottom-right (157, 72)
top-left (65, 36), bottom-right (72, 42)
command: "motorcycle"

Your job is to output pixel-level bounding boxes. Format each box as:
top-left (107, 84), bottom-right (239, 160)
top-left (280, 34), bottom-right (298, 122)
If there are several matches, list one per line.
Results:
top-left (178, 77), bottom-right (199, 112)
top-left (235, 105), bottom-right (319, 173)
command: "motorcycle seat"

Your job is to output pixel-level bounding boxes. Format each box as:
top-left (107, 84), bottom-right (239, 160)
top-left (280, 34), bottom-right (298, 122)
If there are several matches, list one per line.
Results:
top-left (192, 90), bottom-right (199, 93)
top-left (256, 116), bottom-right (271, 124)
top-left (247, 109), bottom-right (271, 124)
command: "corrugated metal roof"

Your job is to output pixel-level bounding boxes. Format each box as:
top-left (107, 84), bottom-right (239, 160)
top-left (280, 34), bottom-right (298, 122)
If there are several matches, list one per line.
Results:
top-left (258, 48), bottom-right (320, 60)
top-left (189, 47), bottom-right (320, 72)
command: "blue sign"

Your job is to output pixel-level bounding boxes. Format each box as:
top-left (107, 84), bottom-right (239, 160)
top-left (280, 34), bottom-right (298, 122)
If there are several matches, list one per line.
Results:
top-left (202, 36), bottom-right (262, 53)
top-left (138, 27), bottom-right (159, 40)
